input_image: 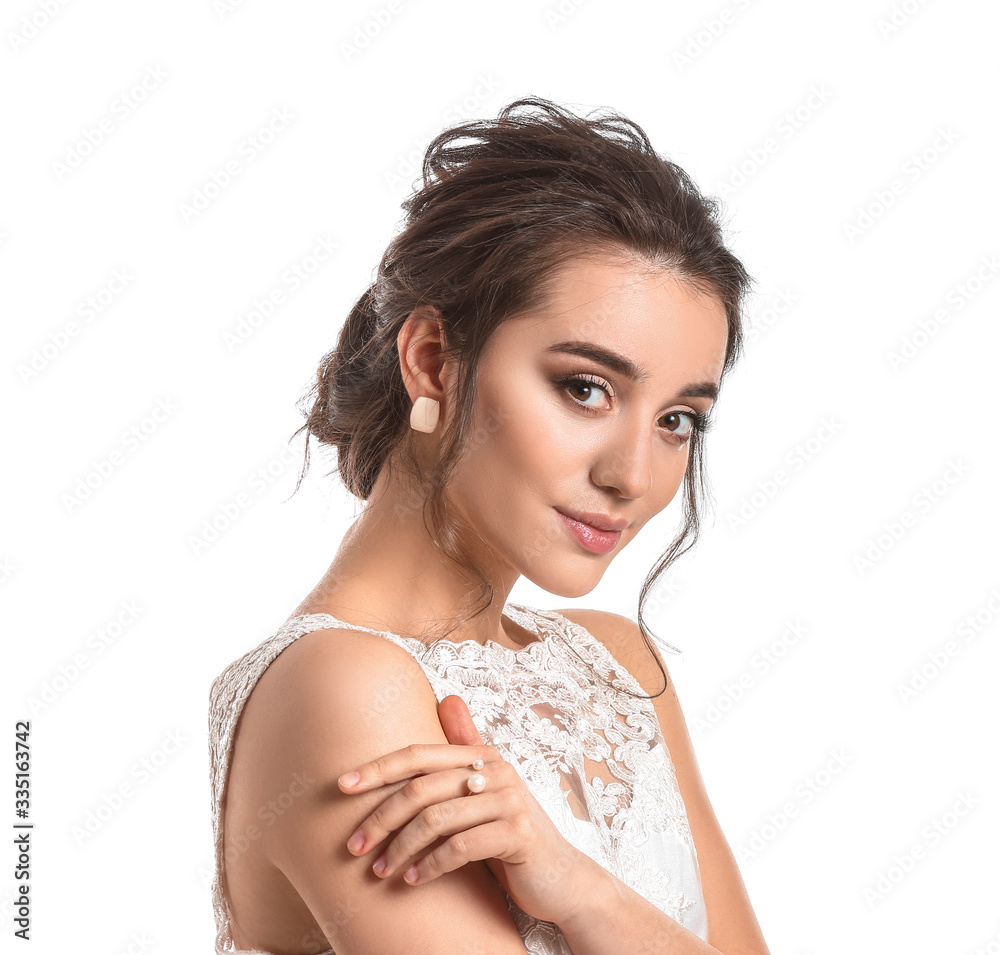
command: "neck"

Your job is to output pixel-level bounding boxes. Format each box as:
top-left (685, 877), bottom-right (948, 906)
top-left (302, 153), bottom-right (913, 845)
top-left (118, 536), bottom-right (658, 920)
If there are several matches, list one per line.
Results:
top-left (291, 462), bottom-right (525, 648)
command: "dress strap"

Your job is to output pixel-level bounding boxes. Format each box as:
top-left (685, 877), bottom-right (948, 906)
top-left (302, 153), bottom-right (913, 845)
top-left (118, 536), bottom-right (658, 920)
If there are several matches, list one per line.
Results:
top-left (284, 611), bottom-right (422, 643)
top-left (282, 603), bottom-right (549, 655)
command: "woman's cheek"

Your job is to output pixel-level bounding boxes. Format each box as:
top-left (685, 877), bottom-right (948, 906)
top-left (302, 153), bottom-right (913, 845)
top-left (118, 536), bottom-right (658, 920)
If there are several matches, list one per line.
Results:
top-left (489, 384), bottom-right (566, 456)
top-left (529, 393), bottom-right (589, 450)
top-left (650, 455), bottom-right (688, 509)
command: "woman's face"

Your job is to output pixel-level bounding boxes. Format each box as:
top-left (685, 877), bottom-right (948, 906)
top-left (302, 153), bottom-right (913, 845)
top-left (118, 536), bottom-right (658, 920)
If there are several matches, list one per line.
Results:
top-left (444, 251), bottom-right (730, 598)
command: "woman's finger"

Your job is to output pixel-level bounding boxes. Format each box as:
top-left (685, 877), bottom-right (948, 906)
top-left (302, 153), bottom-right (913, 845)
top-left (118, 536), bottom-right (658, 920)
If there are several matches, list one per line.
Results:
top-left (348, 759), bottom-right (516, 855)
top-left (338, 741), bottom-right (498, 792)
top-left (371, 795), bottom-right (514, 881)
top-left (437, 695), bottom-right (485, 746)
top-left (401, 819), bottom-right (515, 885)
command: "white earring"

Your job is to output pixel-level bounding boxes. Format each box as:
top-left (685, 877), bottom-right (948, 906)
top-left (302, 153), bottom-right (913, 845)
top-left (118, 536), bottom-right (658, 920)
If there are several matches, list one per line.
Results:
top-left (409, 396), bottom-right (440, 433)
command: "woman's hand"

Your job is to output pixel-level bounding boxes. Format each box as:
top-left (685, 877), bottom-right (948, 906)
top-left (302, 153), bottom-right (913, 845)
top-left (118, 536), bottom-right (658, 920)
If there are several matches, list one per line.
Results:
top-left (338, 694), bottom-right (587, 927)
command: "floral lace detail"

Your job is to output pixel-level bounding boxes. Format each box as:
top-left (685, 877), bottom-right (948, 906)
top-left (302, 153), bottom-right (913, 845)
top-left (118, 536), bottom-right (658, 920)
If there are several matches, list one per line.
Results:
top-left (208, 602), bottom-right (708, 954)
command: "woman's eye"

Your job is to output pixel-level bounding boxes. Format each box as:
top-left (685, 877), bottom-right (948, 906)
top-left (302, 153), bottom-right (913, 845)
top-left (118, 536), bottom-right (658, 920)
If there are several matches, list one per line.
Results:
top-left (559, 376), bottom-right (612, 411)
top-left (558, 376), bottom-right (709, 442)
top-left (661, 411), bottom-right (694, 438)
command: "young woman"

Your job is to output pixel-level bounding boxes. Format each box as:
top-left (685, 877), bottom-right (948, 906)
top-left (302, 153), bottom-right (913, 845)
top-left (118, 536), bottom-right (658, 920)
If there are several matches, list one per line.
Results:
top-left (209, 96), bottom-right (771, 955)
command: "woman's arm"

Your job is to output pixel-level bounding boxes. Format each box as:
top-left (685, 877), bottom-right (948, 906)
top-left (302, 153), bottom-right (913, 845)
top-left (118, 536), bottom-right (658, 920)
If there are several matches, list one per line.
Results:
top-left (240, 627), bottom-right (532, 953)
top-left (557, 852), bottom-right (724, 954)
top-left (557, 609), bottom-right (772, 955)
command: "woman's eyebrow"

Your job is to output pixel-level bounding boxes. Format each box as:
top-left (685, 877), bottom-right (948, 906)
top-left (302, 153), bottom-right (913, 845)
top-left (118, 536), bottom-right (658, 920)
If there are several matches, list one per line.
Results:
top-left (543, 339), bottom-right (719, 401)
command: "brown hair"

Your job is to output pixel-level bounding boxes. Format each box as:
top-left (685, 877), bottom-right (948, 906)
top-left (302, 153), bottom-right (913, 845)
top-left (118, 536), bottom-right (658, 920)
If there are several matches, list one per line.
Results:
top-left (290, 96), bottom-right (753, 698)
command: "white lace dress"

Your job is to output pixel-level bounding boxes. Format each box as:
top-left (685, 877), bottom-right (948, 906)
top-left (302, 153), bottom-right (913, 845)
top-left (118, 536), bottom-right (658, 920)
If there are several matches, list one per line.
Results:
top-left (208, 601), bottom-right (709, 954)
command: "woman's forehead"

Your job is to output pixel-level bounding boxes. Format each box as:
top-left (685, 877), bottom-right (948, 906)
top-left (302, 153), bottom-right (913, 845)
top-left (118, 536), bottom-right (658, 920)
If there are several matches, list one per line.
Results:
top-left (497, 261), bottom-right (726, 352)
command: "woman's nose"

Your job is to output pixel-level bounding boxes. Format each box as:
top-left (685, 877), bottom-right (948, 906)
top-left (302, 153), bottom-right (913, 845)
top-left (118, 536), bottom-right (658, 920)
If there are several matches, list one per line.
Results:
top-left (591, 422), bottom-right (655, 501)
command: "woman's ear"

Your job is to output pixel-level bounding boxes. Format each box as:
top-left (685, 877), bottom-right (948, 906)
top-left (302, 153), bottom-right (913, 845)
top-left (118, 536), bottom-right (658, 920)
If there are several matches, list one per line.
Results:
top-left (397, 305), bottom-right (451, 404)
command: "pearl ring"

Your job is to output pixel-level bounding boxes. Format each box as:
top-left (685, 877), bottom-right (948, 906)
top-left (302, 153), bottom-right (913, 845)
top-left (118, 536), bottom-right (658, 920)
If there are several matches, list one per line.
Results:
top-left (466, 758), bottom-right (486, 794)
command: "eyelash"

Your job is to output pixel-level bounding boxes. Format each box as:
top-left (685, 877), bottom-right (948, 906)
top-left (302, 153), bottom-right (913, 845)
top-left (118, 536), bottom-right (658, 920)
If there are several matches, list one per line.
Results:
top-left (555, 374), bottom-right (714, 441)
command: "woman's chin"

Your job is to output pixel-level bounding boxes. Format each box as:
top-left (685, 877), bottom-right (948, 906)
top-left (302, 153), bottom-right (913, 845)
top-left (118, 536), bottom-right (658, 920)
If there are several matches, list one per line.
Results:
top-left (522, 564), bottom-right (607, 600)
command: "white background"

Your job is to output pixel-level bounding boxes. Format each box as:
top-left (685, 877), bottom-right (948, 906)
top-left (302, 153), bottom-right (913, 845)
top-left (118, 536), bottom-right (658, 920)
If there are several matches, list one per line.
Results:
top-left (2, 1), bottom-right (998, 953)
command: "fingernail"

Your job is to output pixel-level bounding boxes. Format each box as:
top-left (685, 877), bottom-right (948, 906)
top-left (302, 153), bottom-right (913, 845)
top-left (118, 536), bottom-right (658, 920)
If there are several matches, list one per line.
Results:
top-left (372, 854), bottom-right (387, 876)
top-left (347, 830), bottom-right (365, 853)
top-left (339, 771), bottom-right (360, 788)
top-left (403, 864), bottom-right (420, 883)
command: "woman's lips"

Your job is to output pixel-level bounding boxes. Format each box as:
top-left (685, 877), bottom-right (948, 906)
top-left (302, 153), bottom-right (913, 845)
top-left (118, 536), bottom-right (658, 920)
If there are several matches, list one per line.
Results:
top-left (554, 508), bottom-right (622, 555)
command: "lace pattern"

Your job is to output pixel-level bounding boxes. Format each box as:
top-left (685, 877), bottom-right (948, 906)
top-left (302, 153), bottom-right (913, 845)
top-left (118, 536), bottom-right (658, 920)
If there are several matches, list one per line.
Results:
top-left (208, 602), bottom-right (708, 953)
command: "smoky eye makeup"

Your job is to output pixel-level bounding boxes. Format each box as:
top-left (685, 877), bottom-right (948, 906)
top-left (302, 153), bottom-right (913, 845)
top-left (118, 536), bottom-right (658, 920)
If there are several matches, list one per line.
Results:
top-left (553, 372), bottom-right (615, 407)
top-left (551, 370), bottom-right (715, 439)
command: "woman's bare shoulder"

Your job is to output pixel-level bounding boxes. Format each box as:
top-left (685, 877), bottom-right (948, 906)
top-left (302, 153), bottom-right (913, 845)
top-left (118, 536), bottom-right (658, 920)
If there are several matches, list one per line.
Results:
top-left (230, 622), bottom-right (530, 953)
top-left (251, 621), bottom-right (434, 719)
